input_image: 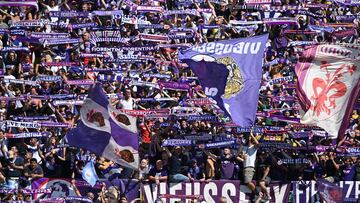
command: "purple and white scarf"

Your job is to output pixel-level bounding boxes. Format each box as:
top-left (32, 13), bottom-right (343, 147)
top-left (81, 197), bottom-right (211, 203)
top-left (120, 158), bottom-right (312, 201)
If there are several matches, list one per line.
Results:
top-left (268, 76), bottom-right (293, 85)
top-left (0, 96), bottom-right (27, 101)
top-left (163, 9), bottom-right (200, 16)
top-left (139, 33), bottom-right (169, 42)
top-left (89, 37), bottom-right (130, 44)
top-left (70, 22), bottom-right (97, 29)
top-left (130, 81), bottom-right (159, 89)
top-left (0, 0), bottom-right (38, 11)
top-left (37, 75), bottom-right (62, 82)
top-left (66, 80), bottom-right (94, 85)
top-left (272, 96), bottom-right (297, 102)
top-left (30, 32), bottom-right (70, 38)
top-left (138, 97), bottom-right (178, 102)
top-left (39, 122), bottom-right (72, 128)
top-left (80, 53), bottom-right (108, 58)
top-left (91, 10), bottom-right (123, 16)
top-left (336, 15), bottom-right (360, 21)
top-left (262, 18), bottom-right (299, 25)
top-left (187, 115), bottom-right (218, 122)
top-left (187, 98), bottom-right (214, 105)
top-left (162, 139), bottom-right (194, 147)
top-left (5, 132), bottom-right (50, 138)
top-left (50, 11), bottom-right (89, 18)
top-left (4, 78), bottom-right (39, 86)
top-left (92, 46), bottom-right (156, 52)
top-left (137, 24), bottom-right (166, 29)
top-left (52, 100), bottom-right (84, 106)
top-left (11, 20), bottom-right (43, 27)
top-left (278, 158), bottom-right (310, 165)
top-left (44, 62), bottom-right (79, 66)
top-left (5, 121), bottom-right (39, 129)
top-left (42, 38), bottom-right (82, 46)
top-left (184, 133), bottom-right (213, 141)
top-left (1, 47), bottom-right (30, 52)
top-left (12, 116), bottom-right (55, 121)
top-left (0, 188), bottom-right (51, 194)
top-left (136, 6), bottom-right (164, 13)
top-left (142, 73), bottom-right (171, 79)
top-left (156, 44), bottom-right (192, 49)
top-left (332, 28), bottom-right (356, 38)
top-left (158, 81), bottom-right (190, 91)
top-left (204, 140), bottom-right (237, 149)
top-left (104, 55), bottom-right (155, 63)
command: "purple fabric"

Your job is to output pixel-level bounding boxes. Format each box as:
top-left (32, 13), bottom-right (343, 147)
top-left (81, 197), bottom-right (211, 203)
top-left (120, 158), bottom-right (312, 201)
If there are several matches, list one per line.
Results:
top-left (66, 84), bottom-right (139, 169)
top-left (31, 178), bottom-right (138, 201)
top-left (180, 34), bottom-right (269, 127)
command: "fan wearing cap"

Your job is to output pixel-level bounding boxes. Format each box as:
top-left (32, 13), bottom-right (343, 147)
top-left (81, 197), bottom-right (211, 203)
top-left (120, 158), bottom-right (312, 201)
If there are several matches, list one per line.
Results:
top-left (50, 56), bottom-right (66, 73)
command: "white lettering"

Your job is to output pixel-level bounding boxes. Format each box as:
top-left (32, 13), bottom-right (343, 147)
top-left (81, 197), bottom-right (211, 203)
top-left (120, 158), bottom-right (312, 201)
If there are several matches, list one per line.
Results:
top-left (169, 183), bottom-right (182, 203)
top-left (205, 87), bottom-right (218, 97)
top-left (221, 183), bottom-right (235, 203)
top-left (250, 42), bottom-right (262, 54)
top-left (243, 42), bottom-right (250, 54)
top-left (206, 42), bottom-right (215, 53)
top-left (272, 184), bottom-right (289, 203)
top-left (233, 42), bottom-right (245, 54)
top-left (203, 182), bottom-right (217, 203)
top-left (305, 181), bottom-right (310, 203)
top-left (198, 44), bottom-right (206, 53)
top-left (239, 185), bottom-right (251, 203)
top-left (355, 181), bottom-right (360, 199)
top-left (214, 43), bottom-right (224, 55)
top-left (160, 183), bottom-right (167, 202)
top-left (185, 183), bottom-right (192, 203)
top-left (194, 182), bottom-right (200, 196)
top-left (144, 184), bottom-right (157, 203)
top-left (223, 44), bottom-right (232, 54)
top-left (295, 183), bottom-right (303, 203)
top-left (345, 181), bottom-right (354, 198)
top-left (311, 181), bottom-right (317, 201)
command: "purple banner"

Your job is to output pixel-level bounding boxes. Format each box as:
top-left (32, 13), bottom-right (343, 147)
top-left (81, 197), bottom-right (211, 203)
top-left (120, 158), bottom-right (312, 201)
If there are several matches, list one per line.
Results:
top-left (293, 181), bottom-right (360, 203)
top-left (158, 81), bottom-right (190, 91)
top-left (142, 180), bottom-right (291, 203)
top-left (180, 34), bottom-right (269, 127)
top-left (31, 178), bottom-right (139, 201)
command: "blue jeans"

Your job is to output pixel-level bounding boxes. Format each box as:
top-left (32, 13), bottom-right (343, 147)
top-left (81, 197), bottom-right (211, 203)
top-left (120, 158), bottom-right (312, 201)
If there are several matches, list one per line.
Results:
top-left (170, 174), bottom-right (189, 183)
top-left (6, 178), bottom-right (18, 189)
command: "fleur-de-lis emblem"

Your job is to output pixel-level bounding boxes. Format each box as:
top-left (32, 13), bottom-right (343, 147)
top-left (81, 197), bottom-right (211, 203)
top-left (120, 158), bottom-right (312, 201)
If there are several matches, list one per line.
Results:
top-left (86, 109), bottom-right (105, 127)
top-left (309, 61), bottom-right (356, 116)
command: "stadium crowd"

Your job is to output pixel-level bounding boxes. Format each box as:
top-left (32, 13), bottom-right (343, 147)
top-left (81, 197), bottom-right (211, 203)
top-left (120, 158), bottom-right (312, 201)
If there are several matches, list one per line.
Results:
top-left (0, 0), bottom-right (358, 202)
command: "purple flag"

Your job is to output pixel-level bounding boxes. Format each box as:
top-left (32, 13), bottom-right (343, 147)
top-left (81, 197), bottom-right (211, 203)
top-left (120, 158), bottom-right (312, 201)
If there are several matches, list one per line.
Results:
top-left (66, 84), bottom-right (139, 169)
top-left (180, 34), bottom-right (268, 127)
top-left (317, 180), bottom-right (343, 203)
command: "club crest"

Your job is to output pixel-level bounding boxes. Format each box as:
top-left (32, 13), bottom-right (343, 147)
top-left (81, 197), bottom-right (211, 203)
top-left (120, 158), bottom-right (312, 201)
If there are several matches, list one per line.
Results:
top-left (216, 56), bottom-right (244, 99)
top-left (86, 109), bottom-right (105, 127)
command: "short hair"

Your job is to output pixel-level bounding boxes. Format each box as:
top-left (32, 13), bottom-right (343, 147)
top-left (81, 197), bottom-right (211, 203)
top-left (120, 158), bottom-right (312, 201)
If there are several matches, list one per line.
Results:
top-left (30, 158), bottom-right (37, 163)
top-left (220, 197), bottom-right (227, 203)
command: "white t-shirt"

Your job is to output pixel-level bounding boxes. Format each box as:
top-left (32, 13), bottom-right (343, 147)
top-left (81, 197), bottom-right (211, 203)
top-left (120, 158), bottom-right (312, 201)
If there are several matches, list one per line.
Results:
top-left (242, 145), bottom-right (257, 168)
top-left (118, 98), bottom-right (135, 110)
top-left (45, 5), bottom-right (60, 22)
